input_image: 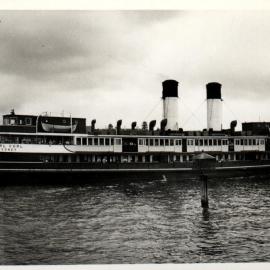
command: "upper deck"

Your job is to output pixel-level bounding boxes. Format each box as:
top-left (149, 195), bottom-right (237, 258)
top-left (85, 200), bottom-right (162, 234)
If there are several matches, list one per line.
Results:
top-left (1, 110), bottom-right (86, 134)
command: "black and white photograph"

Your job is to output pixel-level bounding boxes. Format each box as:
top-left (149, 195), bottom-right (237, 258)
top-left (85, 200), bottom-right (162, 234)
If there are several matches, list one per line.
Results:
top-left (0, 1), bottom-right (269, 268)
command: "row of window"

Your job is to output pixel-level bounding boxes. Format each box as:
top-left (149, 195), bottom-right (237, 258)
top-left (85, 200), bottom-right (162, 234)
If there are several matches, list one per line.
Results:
top-left (76, 137), bottom-right (266, 147)
top-left (76, 137), bottom-right (182, 147)
top-left (235, 139), bottom-right (265, 146)
top-left (0, 135), bottom-right (73, 145)
top-left (188, 139), bottom-right (228, 146)
top-left (139, 138), bottom-right (228, 147)
top-left (4, 117), bottom-right (33, 125)
top-left (0, 135), bottom-right (266, 148)
top-left (186, 138), bottom-right (264, 146)
top-left (76, 137), bottom-right (122, 146)
top-left (138, 138), bottom-right (181, 146)
top-left (41, 152), bottom-right (267, 163)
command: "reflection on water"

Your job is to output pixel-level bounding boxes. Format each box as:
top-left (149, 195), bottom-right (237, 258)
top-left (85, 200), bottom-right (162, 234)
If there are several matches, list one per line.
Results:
top-left (0, 177), bottom-right (269, 264)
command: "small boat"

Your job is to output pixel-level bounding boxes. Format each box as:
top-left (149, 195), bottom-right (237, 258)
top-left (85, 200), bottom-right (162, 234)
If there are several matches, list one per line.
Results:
top-left (41, 122), bottom-right (77, 132)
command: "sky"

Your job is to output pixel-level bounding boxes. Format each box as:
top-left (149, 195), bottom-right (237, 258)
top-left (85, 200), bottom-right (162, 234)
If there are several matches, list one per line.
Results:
top-left (0, 10), bottom-right (270, 130)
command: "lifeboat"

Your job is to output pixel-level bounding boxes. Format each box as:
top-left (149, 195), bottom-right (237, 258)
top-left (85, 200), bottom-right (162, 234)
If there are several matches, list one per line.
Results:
top-left (41, 121), bottom-right (78, 132)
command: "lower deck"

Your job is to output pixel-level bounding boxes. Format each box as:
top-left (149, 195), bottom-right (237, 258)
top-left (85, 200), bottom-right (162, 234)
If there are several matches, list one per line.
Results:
top-left (0, 160), bottom-right (270, 185)
top-left (0, 151), bottom-right (269, 163)
top-left (1, 151), bottom-right (270, 184)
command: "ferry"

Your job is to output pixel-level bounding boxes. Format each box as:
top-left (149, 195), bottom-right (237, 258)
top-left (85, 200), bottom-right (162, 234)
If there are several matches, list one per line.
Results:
top-left (0, 80), bottom-right (270, 182)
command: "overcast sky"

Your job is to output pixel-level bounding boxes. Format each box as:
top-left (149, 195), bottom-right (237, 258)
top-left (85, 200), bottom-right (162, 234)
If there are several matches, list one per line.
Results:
top-left (0, 10), bottom-right (270, 130)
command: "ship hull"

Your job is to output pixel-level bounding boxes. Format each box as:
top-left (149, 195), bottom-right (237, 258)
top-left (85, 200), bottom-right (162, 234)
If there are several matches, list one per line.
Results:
top-left (1, 160), bottom-right (270, 185)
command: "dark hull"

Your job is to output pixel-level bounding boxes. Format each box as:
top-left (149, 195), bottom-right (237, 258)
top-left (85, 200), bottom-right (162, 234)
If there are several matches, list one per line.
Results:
top-left (1, 160), bottom-right (270, 185)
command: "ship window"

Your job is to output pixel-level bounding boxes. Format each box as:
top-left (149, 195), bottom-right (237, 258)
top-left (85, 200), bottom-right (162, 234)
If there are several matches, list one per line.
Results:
top-left (195, 139), bottom-right (198, 146)
top-left (100, 138), bottom-right (104, 146)
top-left (139, 139), bottom-right (144, 145)
top-left (105, 138), bottom-right (110, 146)
top-left (240, 139), bottom-right (243, 145)
top-left (213, 139), bottom-right (217, 146)
top-left (155, 139), bottom-right (159, 146)
top-left (115, 138), bottom-right (121, 145)
top-left (165, 139), bottom-right (169, 146)
top-left (170, 139), bottom-right (174, 146)
top-left (256, 139), bottom-right (259, 145)
top-left (209, 139), bottom-right (212, 146)
top-left (218, 139), bottom-right (221, 146)
top-left (76, 138), bottom-right (81, 145)
top-left (176, 139), bottom-right (182, 146)
top-left (145, 139), bottom-right (149, 146)
top-left (204, 139), bottom-right (208, 146)
top-left (150, 139), bottom-right (153, 146)
top-left (25, 118), bottom-right (32, 125)
top-left (94, 138), bottom-right (98, 145)
top-left (82, 138), bottom-right (87, 145)
top-left (244, 139), bottom-right (247, 145)
top-left (199, 139), bottom-right (203, 146)
top-left (160, 139), bottom-right (164, 146)
top-left (253, 139), bottom-right (256, 145)
top-left (111, 138), bottom-right (114, 145)
top-left (88, 138), bottom-right (92, 145)
top-left (249, 139), bottom-right (252, 145)
top-left (10, 118), bottom-right (16, 125)
top-left (19, 120), bottom-right (23, 125)
top-left (260, 139), bottom-right (265, 145)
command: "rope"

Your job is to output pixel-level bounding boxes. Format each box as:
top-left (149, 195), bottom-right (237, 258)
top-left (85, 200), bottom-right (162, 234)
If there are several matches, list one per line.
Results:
top-left (182, 99), bottom-right (206, 127)
top-left (143, 99), bottom-right (162, 121)
top-left (223, 100), bottom-right (241, 123)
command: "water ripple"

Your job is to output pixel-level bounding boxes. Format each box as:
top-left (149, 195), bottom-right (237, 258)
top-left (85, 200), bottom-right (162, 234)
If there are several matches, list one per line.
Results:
top-left (0, 177), bottom-right (269, 264)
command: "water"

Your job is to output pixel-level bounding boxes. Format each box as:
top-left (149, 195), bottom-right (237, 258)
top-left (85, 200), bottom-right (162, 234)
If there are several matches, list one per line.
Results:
top-left (0, 176), bottom-right (269, 264)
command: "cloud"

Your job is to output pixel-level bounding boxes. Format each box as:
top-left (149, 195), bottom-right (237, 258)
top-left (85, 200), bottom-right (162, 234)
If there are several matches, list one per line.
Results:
top-left (119, 10), bottom-right (184, 25)
top-left (0, 11), bottom-right (270, 130)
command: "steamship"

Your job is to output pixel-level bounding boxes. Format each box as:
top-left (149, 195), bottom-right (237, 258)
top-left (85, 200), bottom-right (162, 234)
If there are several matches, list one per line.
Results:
top-left (1, 80), bottom-right (270, 180)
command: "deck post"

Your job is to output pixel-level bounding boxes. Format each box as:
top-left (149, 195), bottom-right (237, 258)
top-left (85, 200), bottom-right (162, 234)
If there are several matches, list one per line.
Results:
top-left (200, 174), bottom-right (209, 208)
top-left (193, 151), bottom-right (216, 209)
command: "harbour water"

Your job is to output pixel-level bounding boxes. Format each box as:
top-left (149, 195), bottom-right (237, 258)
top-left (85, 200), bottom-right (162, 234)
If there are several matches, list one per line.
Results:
top-left (0, 176), bottom-right (269, 264)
